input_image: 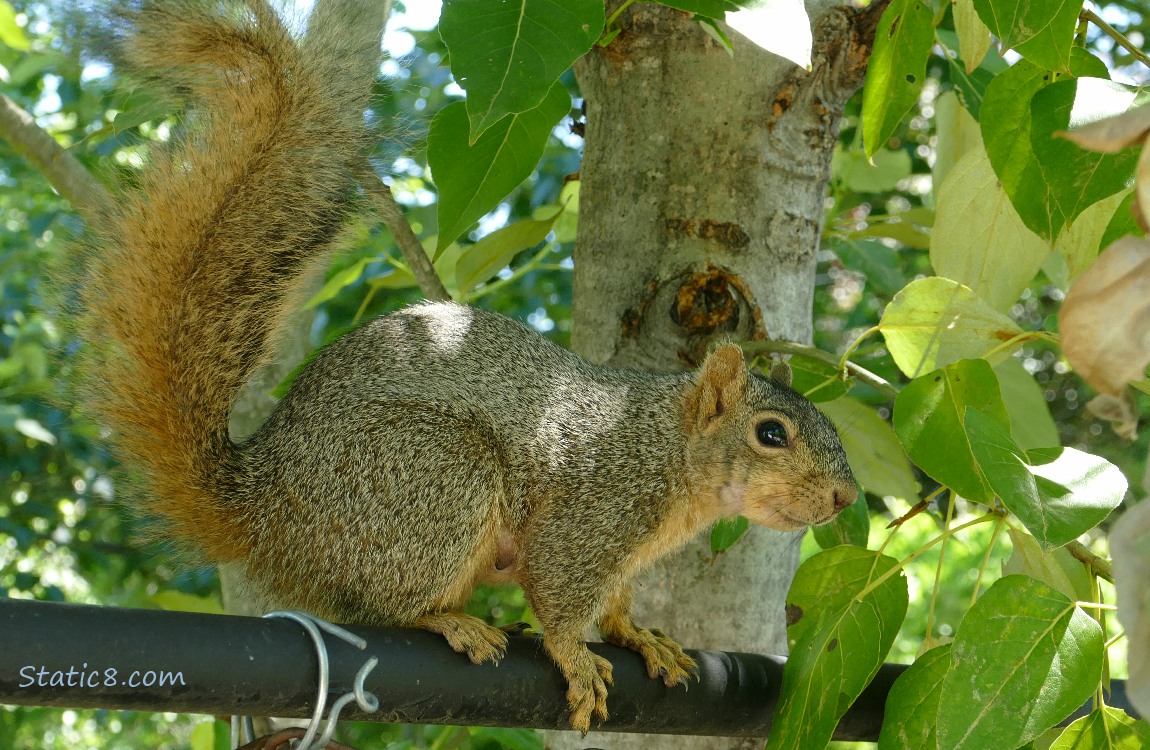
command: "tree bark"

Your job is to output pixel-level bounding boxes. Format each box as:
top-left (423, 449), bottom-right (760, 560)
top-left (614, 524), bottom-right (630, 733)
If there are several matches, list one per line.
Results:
top-left (553, 3), bottom-right (875, 747)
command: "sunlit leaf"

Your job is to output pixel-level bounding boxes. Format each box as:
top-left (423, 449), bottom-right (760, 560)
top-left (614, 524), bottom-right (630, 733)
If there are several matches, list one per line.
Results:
top-left (0, 0), bottom-right (30, 51)
top-left (456, 208), bottom-right (562, 293)
top-left (767, 547), bottom-right (908, 750)
top-left (994, 358), bottom-right (1058, 450)
top-left (972, 0), bottom-right (1080, 71)
top-left (861, 0), bottom-right (934, 158)
top-left (953, 0), bottom-right (990, 74)
top-left (965, 409), bottom-right (1127, 549)
top-left (1002, 528), bottom-right (1093, 603)
top-left (1050, 706), bottom-right (1150, 749)
top-left (933, 90), bottom-right (984, 192)
top-left (820, 396), bottom-right (919, 501)
top-left (879, 277), bottom-right (1023, 378)
top-left (877, 644), bottom-right (952, 750)
top-left (893, 359), bottom-right (1007, 504)
top-left (439, 0), bottom-right (601, 139)
top-left (930, 145), bottom-right (1050, 312)
top-left (937, 576), bottom-right (1104, 750)
top-left (428, 83), bottom-right (571, 251)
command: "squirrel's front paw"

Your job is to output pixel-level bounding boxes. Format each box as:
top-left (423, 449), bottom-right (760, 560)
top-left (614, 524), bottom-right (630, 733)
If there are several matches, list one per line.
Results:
top-left (412, 611), bottom-right (508, 664)
top-left (612, 627), bottom-right (698, 687)
top-left (565, 651), bottom-right (613, 735)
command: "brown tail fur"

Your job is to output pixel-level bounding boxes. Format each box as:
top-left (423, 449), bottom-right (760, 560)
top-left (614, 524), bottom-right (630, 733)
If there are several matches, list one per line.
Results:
top-left (76, 0), bottom-right (378, 562)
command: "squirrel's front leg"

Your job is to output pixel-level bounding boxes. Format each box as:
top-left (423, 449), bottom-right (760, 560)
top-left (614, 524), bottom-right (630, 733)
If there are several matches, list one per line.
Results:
top-left (599, 586), bottom-right (698, 686)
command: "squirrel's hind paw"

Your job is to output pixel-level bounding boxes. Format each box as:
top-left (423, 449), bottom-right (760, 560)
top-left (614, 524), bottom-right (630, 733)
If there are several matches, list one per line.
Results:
top-left (566, 651), bottom-right (612, 735)
top-left (412, 612), bottom-right (508, 665)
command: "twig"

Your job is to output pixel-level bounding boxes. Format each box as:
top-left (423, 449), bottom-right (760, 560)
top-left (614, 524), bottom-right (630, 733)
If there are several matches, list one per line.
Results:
top-left (742, 339), bottom-right (899, 399)
top-left (358, 163), bottom-right (451, 302)
top-left (0, 94), bottom-right (111, 215)
top-left (1066, 539), bottom-right (1115, 583)
top-left (1081, 8), bottom-right (1150, 71)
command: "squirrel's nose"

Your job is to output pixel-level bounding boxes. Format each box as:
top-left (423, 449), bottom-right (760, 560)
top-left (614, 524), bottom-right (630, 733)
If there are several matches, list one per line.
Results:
top-left (833, 484), bottom-right (858, 511)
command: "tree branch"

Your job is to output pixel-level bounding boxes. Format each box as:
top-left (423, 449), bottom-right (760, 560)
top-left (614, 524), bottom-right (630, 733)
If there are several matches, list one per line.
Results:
top-left (359, 163), bottom-right (452, 302)
top-left (0, 94), bottom-right (111, 215)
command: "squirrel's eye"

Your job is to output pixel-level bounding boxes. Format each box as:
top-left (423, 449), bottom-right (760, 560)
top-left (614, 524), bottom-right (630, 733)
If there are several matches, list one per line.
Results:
top-left (756, 419), bottom-right (788, 448)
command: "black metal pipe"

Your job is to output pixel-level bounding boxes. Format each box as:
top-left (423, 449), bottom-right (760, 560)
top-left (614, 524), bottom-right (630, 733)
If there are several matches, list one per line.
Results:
top-left (0, 598), bottom-right (1138, 739)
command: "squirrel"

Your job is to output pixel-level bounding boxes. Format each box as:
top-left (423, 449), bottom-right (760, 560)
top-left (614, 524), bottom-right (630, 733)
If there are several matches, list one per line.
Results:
top-left (76, 0), bottom-right (858, 735)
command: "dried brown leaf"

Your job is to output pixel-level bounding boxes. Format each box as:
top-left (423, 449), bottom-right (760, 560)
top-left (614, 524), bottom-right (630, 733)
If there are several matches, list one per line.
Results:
top-left (1059, 235), bottom-right (1150, 396)
top-left (1060, 103), bottom-right (1150, 153)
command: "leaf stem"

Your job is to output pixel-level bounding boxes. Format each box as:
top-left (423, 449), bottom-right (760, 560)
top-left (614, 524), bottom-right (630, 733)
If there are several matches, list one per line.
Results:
top-left (969, 515), bottom-right (1006, 608)
top-left (1075, 602), bottom-right (1119, 611)
top-left (1082, 8), bottom-right (1150, 71)
top-left (838, 326), bottom-right (881, 372)
top-left (858, 513), bottom-right (999, 600)
top-left (924, 495), bottom-right (956, 642)
top-left (742, 340), bottom-right (899, 399)
top-left (1066, 540), bottom-right (1115, 583)
top-left (605, 0), bottom-right (638, 28)
top-left (1104, 630), bottom-right (1126, 649)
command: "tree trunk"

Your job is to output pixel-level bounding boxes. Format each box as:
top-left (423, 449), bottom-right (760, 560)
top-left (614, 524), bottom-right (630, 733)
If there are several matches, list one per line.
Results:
top-left (552, 4), bottom-right (875, 747)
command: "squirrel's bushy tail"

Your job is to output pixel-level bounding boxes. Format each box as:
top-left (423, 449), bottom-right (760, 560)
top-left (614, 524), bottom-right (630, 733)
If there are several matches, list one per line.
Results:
top-left (78, 0), bottom-right (380, 561)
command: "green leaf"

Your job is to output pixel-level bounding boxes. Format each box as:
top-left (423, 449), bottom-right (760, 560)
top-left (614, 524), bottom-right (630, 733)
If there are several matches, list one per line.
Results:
top-left (930, 144), bottom-right (1051, 312)
top-left (787, 355), bottom-right (850, 403)
top-left (981, 53), bottom-right (1136, 240)
top-left (767, 547), bottom-right (908, 750)
top-left (964, 409), bottom-right (1127, 549)
top-left (893, 359), bottom-right (1008, 504)
top-left (305, 258), bottom-right (372, 309)
top-left (1050, 706), bottom-right (1150, 749)
top-left (0, 0), bottom-right (29, 51)
top-left (439, 0), bottom-right (601, 140)
top-left (428, 83), bottom-right (571, 251)
top-left (811, 488), bottom-right (869, 549)
top-left (937, 576), bottom-right (1105, 750)
top-left (1002, 528), bottom-right (1094, 603)
top-left (834, 146), bottom-right (912, 193)
top-left (861, 0), bottom-right (935, 157)
top-left (831, 239), bottom-right (906, 298)
top-left (456, 208), bottom-right (562, 293)
top-left (710, 516), bottom-right (750, 553)
top-left (820, 396), bottom-right (920, 501)
top-left (879, 277), bottom-right (1024, 378)
top-left (994, 357), bottom-right (1059, 450)
top-left (933, 89), bottom-right (985, 193)
top-left (877, 644), bottom-right (953, 750)
top-left (1027, 79), bottom-right (1140, 239)
top-left (972, 0), bottom-right (1080, 71)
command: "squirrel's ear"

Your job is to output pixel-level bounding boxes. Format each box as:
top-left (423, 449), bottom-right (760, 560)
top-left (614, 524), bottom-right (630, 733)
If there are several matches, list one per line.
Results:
top-left (769, 360), bottom-right (793, 387)
top-left (687, 344), bottom-right (748, 434)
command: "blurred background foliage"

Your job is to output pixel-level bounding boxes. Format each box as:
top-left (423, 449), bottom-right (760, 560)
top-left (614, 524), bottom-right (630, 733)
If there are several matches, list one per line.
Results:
top-left (1, 0), bottom-right (1146, 747)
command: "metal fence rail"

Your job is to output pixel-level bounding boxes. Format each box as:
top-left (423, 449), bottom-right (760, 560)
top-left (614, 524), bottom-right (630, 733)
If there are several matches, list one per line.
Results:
top-left (0, 598), bottom-right (1137, 740)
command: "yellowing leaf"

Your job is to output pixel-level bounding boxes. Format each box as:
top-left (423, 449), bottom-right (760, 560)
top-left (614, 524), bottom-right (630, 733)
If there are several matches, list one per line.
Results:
top-left (1060, 236), bottom-right (1150, 396)
top-left (818, 396), bottom-right (919, 501)
top-left (953, 0), bottom-right (991, 73)
top-left (933, 90), bottom-right (984, 192)
top-left (880, 277), bottom-right (1024, 378)
top-left (1054, 189), bottom-right (1133, 285)
top-left (931, 147), bottom-right (1050, 312)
